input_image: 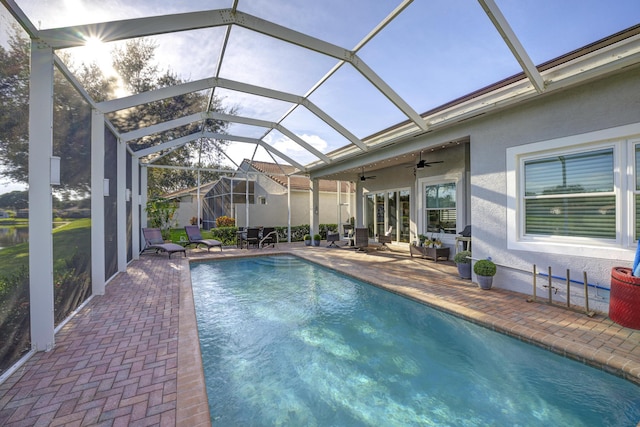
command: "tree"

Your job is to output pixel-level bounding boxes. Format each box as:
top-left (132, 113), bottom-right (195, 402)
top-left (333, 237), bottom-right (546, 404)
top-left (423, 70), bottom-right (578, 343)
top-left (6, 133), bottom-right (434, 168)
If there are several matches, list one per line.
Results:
top-left (0, 191), bottom-right (28, 210)
top-left (0, 24), bottom-right (30, 186)
top-left (145, 197), bottom-right (178, 239)
top-left (0, 26), bottom-right (116, 195)
top-left (109, 39), bottom-right (235, 196)
top-left (1, 29), bottom-right (234, 198)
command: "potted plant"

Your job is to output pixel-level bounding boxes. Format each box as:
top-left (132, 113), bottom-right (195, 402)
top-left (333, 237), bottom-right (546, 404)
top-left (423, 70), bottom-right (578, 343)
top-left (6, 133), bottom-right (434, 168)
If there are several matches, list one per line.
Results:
top-left (304, 234), bottom-right (311, 246)
top-left (313, 234), bottom-right (322, 247)
top-left (417, 234), bottom-right (428, 247)
top-left (453, 250), bottom-right (472, 279)
top-left (474, 258), bottom-right (496, 290)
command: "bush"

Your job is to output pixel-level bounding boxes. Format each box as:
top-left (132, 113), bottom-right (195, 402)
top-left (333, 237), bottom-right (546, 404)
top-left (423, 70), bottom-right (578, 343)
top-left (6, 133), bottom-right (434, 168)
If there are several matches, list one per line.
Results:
top-left (304, 234), bottom-right (311, 241)
top-left (453, 250), bottom-right (471, 264)
top-left (313, 234), bottom-right (321, 241)
top-left (216, 216), bottom-right (235, 227)
top-left (474, 259), bottom-right (496, 276)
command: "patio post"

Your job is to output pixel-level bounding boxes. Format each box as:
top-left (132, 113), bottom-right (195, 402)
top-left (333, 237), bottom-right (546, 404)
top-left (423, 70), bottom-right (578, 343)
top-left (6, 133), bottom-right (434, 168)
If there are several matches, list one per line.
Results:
top-left (28, 42), bottom-right (55, 351)
top-left (91, 110), bottom-right (106, 295)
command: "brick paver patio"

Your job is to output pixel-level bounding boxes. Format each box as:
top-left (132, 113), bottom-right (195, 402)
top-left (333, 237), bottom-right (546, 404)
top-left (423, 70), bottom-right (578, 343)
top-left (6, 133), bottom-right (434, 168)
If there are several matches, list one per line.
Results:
top-left (0, 243), bottom-right (639, 426)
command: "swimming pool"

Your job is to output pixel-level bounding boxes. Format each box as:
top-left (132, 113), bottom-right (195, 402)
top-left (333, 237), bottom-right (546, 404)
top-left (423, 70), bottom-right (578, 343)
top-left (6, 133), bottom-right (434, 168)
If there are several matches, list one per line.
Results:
top-left (190, 255), bottom-right (640, 426)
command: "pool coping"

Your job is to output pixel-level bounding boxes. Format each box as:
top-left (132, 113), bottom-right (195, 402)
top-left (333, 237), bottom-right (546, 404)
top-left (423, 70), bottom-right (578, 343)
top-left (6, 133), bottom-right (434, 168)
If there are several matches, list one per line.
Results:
top-left (177, 247), bottom-right (640, 426)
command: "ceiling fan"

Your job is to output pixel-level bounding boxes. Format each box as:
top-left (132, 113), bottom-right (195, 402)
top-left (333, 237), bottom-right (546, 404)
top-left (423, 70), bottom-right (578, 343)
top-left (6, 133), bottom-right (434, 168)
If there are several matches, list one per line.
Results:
top-left (411, 152), bottom-right (443, 169)
top-left (359, 167), bottom-right (376, 181)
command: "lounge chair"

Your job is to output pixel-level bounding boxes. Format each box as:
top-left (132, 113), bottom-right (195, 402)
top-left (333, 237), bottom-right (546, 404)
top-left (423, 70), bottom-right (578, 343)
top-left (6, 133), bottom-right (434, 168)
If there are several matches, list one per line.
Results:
top-left (260, 227), bottom-right (278, 248)
top-left (354, 227), bottom-right (369, 251)
top-left (142, 228), bottom-right (186, 258)
top-left (184, 225), bottom-right (223, 252)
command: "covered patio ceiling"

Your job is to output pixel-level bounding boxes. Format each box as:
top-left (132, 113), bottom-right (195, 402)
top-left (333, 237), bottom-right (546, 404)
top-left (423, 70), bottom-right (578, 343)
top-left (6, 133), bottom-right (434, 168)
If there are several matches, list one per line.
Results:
top-left (3, 0), bottom-right (640, 181)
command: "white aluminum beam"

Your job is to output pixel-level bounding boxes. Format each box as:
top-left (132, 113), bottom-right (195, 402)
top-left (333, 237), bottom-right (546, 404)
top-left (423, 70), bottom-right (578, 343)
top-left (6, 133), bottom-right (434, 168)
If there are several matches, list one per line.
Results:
top-left (478, 0), bottom-right (545, 93)
top-left (120, 112), bottom-right (205, 142)
top-left (351, 56), bottom-right (428, 131)
top-left (205, 111), bottom-right (331, 163)
top-left (39, 8), bottom-right (414, 149)
top-left (98, 78), bottom-right (217, 113)
top-left (0, 0), bottom-right (38, 38)
top-left (133, 133), bottom-right (199, 158)
top-left (205, 132), bottom-right (305, 170)
top-left (38, 10), bottom-right (232, 49)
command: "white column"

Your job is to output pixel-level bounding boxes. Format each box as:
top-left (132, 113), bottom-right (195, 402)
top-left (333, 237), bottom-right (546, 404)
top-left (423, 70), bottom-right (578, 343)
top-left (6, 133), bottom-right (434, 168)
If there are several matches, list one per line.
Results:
top-left (117, 137), bottom-right (126, 272)
top-left (245, 174), bottom-right (249, 228)
top-left (196, 169), bottom-right (201, 226)
top-left (355, 180), bottom-right (364, 227)
top-left (91, 110), bottom-right (106, 296)
top-left (132, 157), bottom-right (140, 258)
top-left (28, 42), bottom-right (55, 351)
top-left (287, 176), bottom-right (291, 243)
top-left (140, 165), bottom-right (148, 227)
top-left (310, 178), bottom-right (319, 236)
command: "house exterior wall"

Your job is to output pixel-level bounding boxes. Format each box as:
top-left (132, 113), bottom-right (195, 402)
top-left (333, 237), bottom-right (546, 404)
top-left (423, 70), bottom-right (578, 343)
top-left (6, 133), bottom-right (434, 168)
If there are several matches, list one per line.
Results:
top-left (235, 189), bottom-right (352, 228)
top-left (464, 67), bottom-right (640, 312)
top-left (359, 143), bottom-right (469, 247)
top-left (173, 195), bottom-right (198, 227)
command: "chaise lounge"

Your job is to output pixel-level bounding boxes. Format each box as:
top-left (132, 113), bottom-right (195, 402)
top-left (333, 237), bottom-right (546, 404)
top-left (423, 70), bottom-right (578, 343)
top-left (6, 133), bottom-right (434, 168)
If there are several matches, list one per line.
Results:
top-left (184, 225), bottom-right (223, 252)
top-left (142, 228), bottom-right (187, 258)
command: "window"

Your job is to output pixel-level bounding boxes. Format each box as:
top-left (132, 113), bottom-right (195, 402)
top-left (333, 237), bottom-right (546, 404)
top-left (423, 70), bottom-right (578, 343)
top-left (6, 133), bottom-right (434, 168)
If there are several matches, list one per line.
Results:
top-left (258, 196), bottom-right (266, 205)
top-left (425, 182), bottom-right (457, 234)
top-left (523, 148), bottom-right (615, 238)
top-left (507, 122), bottom-right (640, 258)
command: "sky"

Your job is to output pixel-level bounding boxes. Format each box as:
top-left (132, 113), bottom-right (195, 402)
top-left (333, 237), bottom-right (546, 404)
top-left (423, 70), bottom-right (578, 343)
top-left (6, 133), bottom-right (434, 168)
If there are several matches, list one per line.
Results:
top-left (1, 0), bottom-right (639, 187)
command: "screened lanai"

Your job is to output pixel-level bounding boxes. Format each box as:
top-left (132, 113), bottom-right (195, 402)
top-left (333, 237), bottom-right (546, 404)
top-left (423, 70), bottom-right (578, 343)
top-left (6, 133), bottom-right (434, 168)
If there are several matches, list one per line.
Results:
top-left (1, 0), bottom-right (640, 383)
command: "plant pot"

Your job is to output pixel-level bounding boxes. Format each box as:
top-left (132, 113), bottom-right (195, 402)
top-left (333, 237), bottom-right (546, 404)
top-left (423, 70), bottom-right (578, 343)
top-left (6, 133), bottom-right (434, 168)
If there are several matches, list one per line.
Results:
top-left (312, 240), bottom-right (320, 247)
top-left (304, 240), bottom-right (311, 246)
top-left (477, 275), bottom-right (493, 290)
top-left (609, 267), bottom-right (640, 329)
top-left (456, 263), bottom-right (472, 279)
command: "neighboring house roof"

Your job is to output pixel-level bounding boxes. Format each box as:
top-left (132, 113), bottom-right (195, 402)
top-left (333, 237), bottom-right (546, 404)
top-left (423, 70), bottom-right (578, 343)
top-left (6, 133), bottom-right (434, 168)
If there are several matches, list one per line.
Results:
top-left (242, 160), bottom-right (354, 193)
top-left (163, 182), bottom-right (217, 200)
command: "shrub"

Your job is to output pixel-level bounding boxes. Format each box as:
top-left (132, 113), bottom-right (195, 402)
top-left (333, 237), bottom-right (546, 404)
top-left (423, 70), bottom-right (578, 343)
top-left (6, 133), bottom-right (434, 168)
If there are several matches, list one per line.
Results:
top-left (313, 234), bottom-right (321, 241)
top-left (216, 216), bottom-right (235, 227)
top-left (303, 234), bottom-right (311, 241)
top-left (453, 250), bottom-right (471, 264)
top-left (474, 259), bottom-right (496, 276)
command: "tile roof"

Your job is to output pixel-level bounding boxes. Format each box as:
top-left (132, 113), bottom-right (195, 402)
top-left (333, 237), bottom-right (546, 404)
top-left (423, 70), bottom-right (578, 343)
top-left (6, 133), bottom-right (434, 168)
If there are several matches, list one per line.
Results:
top-left (245, 160), bottom-right (354, 193)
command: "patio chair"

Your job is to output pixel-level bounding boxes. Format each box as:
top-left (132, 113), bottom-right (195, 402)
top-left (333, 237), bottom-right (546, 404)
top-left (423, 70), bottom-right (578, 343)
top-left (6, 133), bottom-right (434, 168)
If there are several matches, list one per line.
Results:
top-left (260, 227), bottom-right (278, 248)
top-left (184, 225), bottom-right (222, 252)
top-left (377, 226), bottom-right (393, 250)
top-left (142, 228), bottom-right (186, 258)
top-left (243, 227), bottom-right (260, 249)
top-left (343, 224), bottom-right (354, 246)
top-left (354, 227), bottom-right (369, 251)
top-left (326, 231), bottom-right (340, 247)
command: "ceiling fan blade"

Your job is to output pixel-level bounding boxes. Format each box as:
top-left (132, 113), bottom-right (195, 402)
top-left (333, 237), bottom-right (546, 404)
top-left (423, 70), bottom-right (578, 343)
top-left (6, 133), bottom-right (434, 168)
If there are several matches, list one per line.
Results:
top-left (416, 160), bottom-right (444, 168)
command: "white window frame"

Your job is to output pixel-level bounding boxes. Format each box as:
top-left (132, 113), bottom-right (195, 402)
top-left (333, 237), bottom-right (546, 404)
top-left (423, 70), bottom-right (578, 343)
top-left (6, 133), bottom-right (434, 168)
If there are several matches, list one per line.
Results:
top-left (417, 173), bottom-right (464, 244)
top-left (506, 122), bottom-right (640, 259)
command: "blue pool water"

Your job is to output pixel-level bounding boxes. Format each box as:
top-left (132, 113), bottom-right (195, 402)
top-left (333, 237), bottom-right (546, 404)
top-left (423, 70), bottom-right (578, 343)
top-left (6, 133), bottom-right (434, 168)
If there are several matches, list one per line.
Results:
top-left (190, 255), bottom-right (640, 426)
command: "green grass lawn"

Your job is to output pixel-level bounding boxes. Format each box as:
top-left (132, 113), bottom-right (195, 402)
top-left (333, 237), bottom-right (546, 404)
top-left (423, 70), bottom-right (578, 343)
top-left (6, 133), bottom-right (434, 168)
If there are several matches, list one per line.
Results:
top-left (0, 218), bottom-right (90, 277)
